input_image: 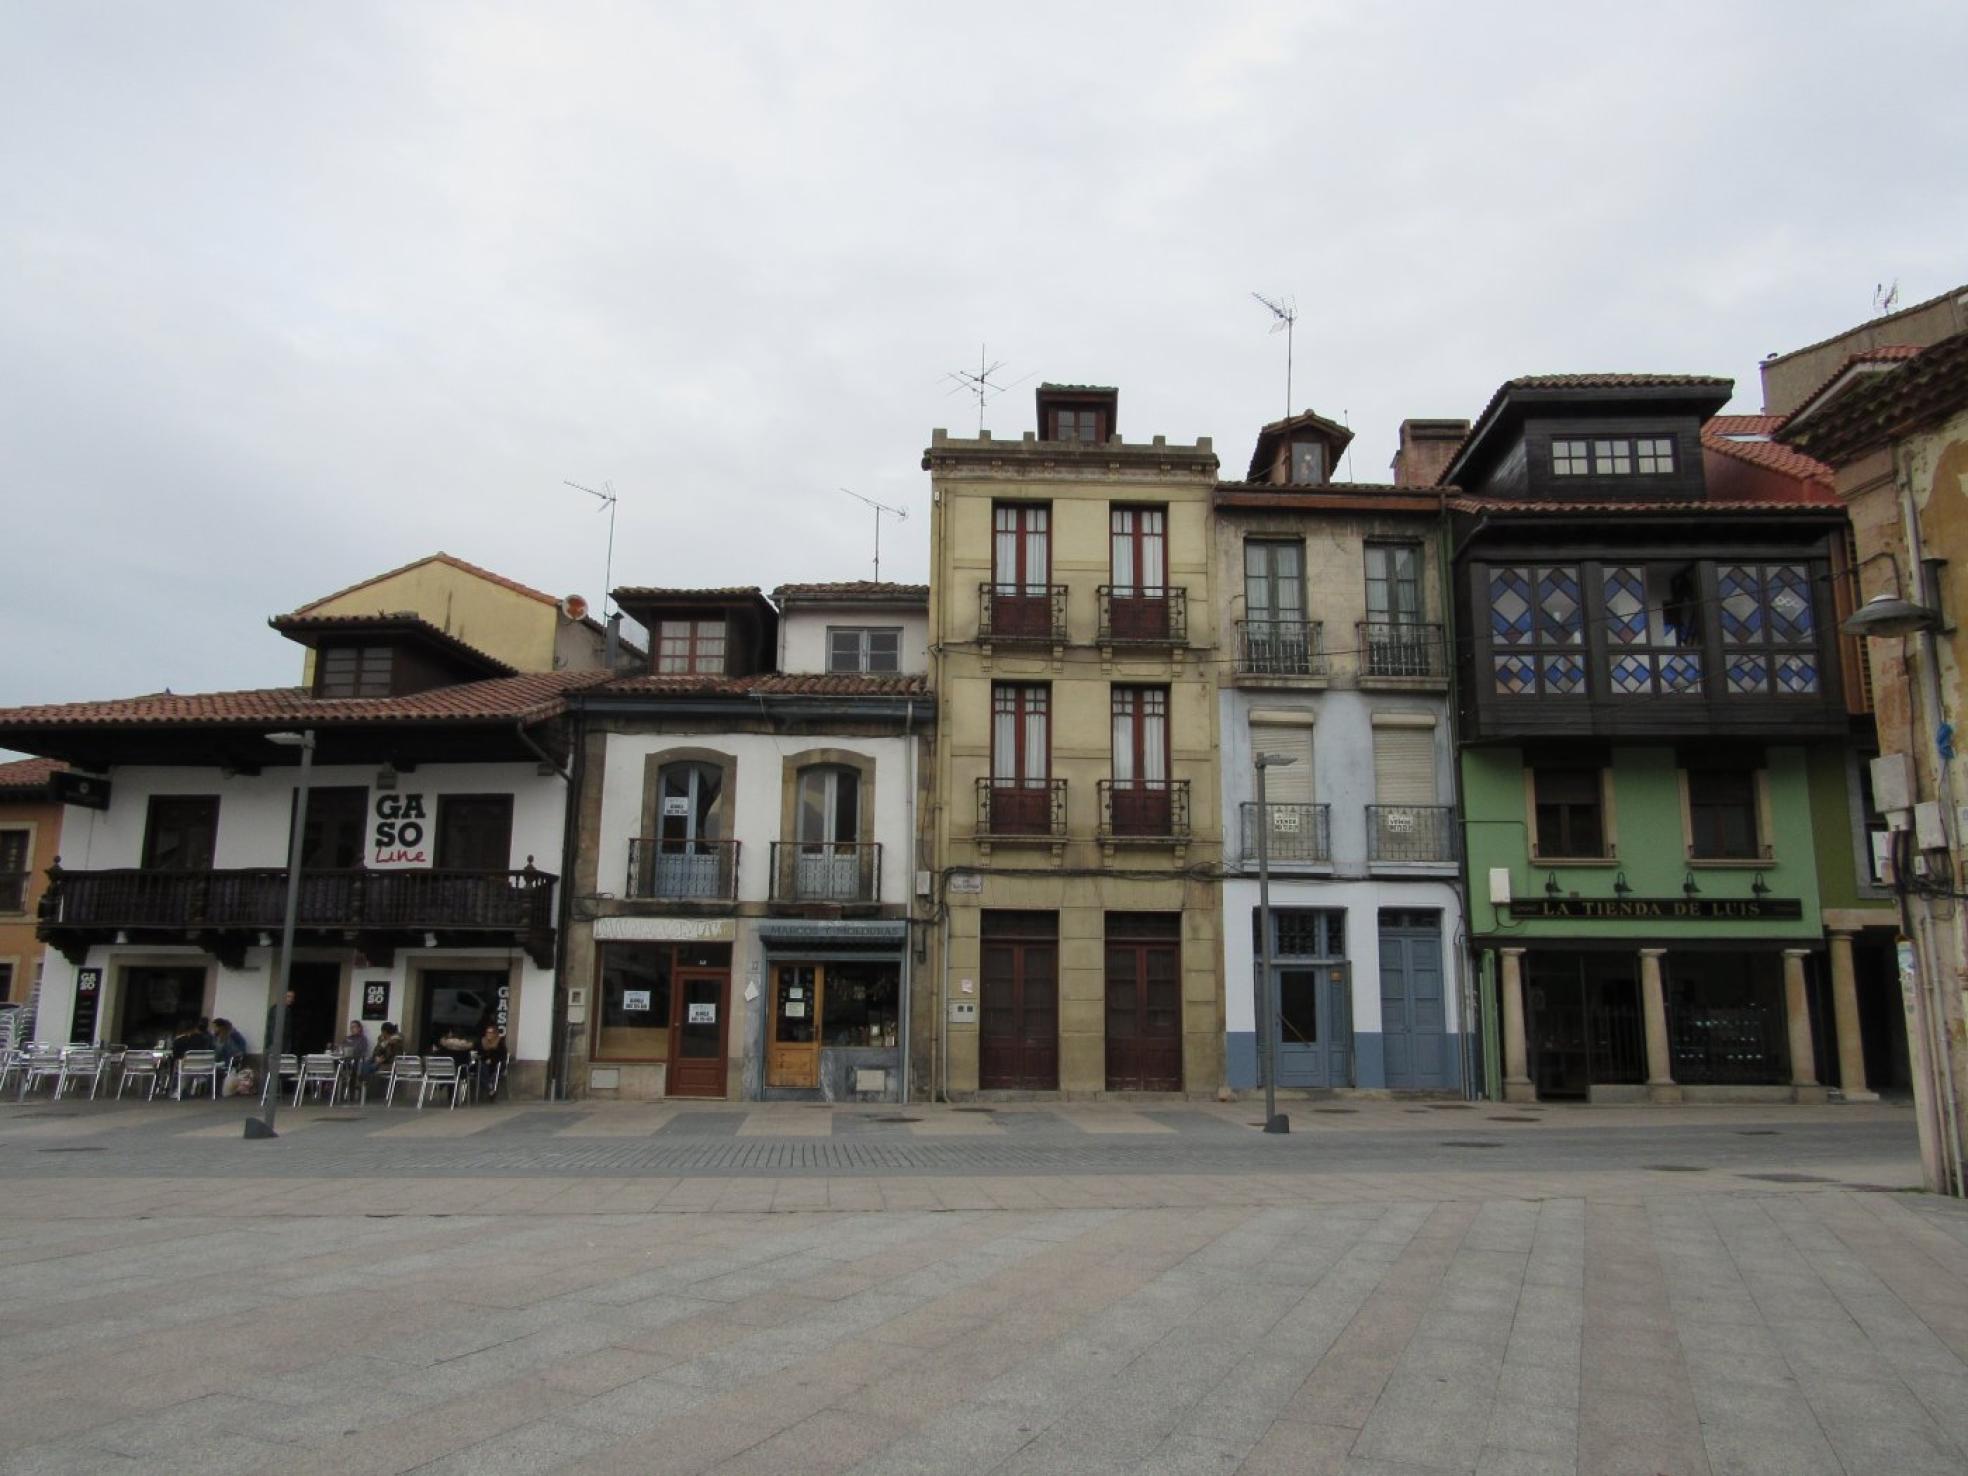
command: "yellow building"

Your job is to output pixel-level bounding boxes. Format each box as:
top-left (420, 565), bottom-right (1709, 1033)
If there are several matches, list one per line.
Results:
top-left (923, 384), bottom-right (1224, 1098)
top-left (0, 758), bottom-right (65, 1010)
top-left (289, 551), bottom-right (625, 679)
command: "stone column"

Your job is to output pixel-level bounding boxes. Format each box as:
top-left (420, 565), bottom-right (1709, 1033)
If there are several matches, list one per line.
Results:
top-left (1500, 948), bottom-right (1534, 1103)
top-left (1784, 947), bottom-right (1826, 1104)
top-left (1639, 947), bottom-right (1680, 1104)
top-left (1827, 930), bottom-right (1878, 1102)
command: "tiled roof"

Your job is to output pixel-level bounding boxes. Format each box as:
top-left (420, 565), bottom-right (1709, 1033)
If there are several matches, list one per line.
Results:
top-left (1777, 330), bottom-right (1968, 464)
top-left (291, 552), bottom-right (562, 614)
top-left (0, 671), bottom-right (609, 733)
top-left (1037, 383), bottom-right (1117, 393)
top-left (1784, 345), bottom-right (1926, 426)
top-left (613, 586), bottom-right (765, 601)
top-left (771, 581), bottom-right (929, 605)
top-left (0, 756), bottom-right (63, 793)
top-left (1770, 284), bottom-right (1966, 364)
top-left (1446, 495), bottom-right (1840, 518)
top-left (595, 673), bottom-right (930, 698)
top-left (1214, 482), bottom-right (1445, 516)
top-left (1699, 431), bottom-right (1835, 489)
top-left (1706, 415), bottom-right (1785, 437)
top-left (267, 612), bottom-right (518, 676)
top-left (1443, 373), bottom-right (1735, 485)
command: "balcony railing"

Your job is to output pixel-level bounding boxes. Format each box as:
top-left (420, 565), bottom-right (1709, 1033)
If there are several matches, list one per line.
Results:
top-left (627, 838), bottom-right (740, 902)
top-left (769, 841), bottom-right (881, 904)
top-left (1098, 779), bottom-right (1190, 840)
top-left (0, 871), bottom-right (26, 914)
top-left (979, 583), bottom-right (1068, 643)
top-left (1367, 805), bottom-right (1460, 863)
top-left (39, 866), bottom-right (555, 933)
top-left (1240, 802), bottom-right (1331, 864)
top-left (1235, 620), bottom-right (1326, 678)
top-left (976, 777), bottom-right (1068, 838)
top-left (1096, 586), bottom-right (1187, 646)
top-left (1358, 621), bottom-right (1446, 679)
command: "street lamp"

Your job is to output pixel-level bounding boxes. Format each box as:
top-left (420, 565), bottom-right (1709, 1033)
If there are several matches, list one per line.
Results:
top-left (1840, 593), bottom-right (1942, 639)
top-left (245, 728), bottom-right (314, 1140)
top-left (1254, 751), bottom-right (1297, 1135)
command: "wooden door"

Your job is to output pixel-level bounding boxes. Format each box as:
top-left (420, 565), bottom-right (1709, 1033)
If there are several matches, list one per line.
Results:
top-left (666, 969), bottom-right (728, 1097)
top-left (768, 964), bottom-right (821, 1089)
top-left (979, 934), bottom-right (1058, 1090)
top-left (1379, 913), bottom-right (1452, 1090)
top-left (1103, 918), bottom-right (1182, 1092)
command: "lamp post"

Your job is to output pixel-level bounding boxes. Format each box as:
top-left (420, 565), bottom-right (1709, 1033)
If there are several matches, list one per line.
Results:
top-left (246, 728), bottom-right (314, 1140)
top-left (1254, 751), bottom-right (1296, 1135)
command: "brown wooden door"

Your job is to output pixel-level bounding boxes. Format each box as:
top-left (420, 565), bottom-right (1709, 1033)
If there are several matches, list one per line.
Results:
top-left (767, 964), bottom-right (820, 1089)
top-left (666, 968), bottom-right (728, 1097)
top-left (979, 932), bottom-right (1058, 1090)
top-left (1104, 917), bottom-right (1182, 1092)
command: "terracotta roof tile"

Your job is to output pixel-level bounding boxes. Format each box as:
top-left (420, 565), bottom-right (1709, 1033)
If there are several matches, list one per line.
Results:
top-left (1769, 284), bottom-right (1966, 364)
top-left (1443, 373), bottom-right (1736, 485)
top-left (1784, 345), bottom-right (1928, 426)
top-left (0, 756), bottom-right (63, 793)
top-left (1706, 415), bottom-right (1785, 436)
top-left (771, 582), bottom-right (928, 604)
top-left (267, 613), bottom-right (519, 676)
top-left (291, 552), bottom-right (562, 614)
top-left (1446, 495), bottom-right (1840, 518)
top-left (1778, 330), bottom-right (1968, 463)
top-left (595, 673), bottom-right (929, 698)
top-left (613, 586), bottom-right (765, 600)
top-left (1699, 431), bottom-right (1836, 490)
top-left (0, 671), bottom-right (609, 734)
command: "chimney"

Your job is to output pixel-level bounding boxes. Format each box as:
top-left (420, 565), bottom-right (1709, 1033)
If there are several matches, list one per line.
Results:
top-left (1390, 419), bottom-right (1470, 488)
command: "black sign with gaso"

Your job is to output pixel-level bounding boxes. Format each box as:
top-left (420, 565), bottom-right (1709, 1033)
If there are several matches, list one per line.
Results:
top-left (70, 967), bottom-right (102, 1044)
top-left (361, 980), bottom-right (390, 1022)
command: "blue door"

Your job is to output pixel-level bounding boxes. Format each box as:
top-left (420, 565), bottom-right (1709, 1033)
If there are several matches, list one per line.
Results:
top-left (1380, 912), bottom-right (1453, 1089)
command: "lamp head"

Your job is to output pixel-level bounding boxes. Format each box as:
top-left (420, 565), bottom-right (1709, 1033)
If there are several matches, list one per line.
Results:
top-left (265, 730), bottom-right (315, 749)
top-left (1840, 594), bottom-right (1941, 639)
top-left (1254, 752), bottom-right (1298, 769)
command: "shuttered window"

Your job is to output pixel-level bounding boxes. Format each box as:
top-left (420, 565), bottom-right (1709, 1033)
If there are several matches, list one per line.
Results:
top-left (1249, 720), bottom-right (1314, 803)
top-left (1372, 723), bottom-right (1436, 805)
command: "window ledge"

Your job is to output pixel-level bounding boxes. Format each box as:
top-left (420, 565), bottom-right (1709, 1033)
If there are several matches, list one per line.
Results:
top-left (1685, 857), bottom-right (1779, 870)
top-left (1530, 856), bottom-right (1619, 868)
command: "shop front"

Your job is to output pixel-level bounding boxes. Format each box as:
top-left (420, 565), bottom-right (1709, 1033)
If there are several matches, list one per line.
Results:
top-left (757, 920), bottom-right (905, 1103)
top-left (590, 917), bottom-right (734, 1099)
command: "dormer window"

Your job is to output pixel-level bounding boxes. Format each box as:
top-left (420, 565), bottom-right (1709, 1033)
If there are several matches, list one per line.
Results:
top-left (1552, 440), bottom-right (1590, 476)
top-left (1051, 408), bottom-right (1102, 443)
top-left (318, 645), bottom-right (393, 697)
top-left (657, 619), bottom-right (726, 675)
top-left (1290, 441), bottom-right (1325, 484)
top-left (1635, 437), bottom-right (1675, 474)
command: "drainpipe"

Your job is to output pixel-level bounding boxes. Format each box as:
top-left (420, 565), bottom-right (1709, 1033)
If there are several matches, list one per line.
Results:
top-left (901, 699), bottom-right (915, 1104)
top-left (527, 714), bottom-right (580, 1103)
top-left (1436, 495), bottom-right (1483, 1099)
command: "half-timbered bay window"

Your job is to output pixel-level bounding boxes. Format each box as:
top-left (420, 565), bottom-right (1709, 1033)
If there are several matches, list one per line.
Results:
top-left (1488, 565), bottom-right (1585, 696)
top-left (657, 619), bottom-right (726, 675)
top-left (1717, 564), bottom-right (1820, 695)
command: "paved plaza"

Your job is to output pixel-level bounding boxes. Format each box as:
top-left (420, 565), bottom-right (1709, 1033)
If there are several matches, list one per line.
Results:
top-left (3, 1097), bottom-right (1966, 1474)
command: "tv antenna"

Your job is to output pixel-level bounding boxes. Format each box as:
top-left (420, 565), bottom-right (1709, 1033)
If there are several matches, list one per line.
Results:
top-left (1873, 279), bottom-right (1901, 313)
top-left (943, 345), bottom-right (1033, 434)
top-left (1251, 291), bottom-right (1298, 422)
top-left (563, 480), bottom-right (619, 616)
top-left (839, 488), bottom-right (907, 582)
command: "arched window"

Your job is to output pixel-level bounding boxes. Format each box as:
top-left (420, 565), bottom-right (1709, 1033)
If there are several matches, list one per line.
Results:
top-left (652, 762), bottom-right (727, 899)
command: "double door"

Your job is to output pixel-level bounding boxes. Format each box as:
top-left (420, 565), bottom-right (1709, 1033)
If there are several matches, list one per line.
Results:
top-left (1105, 920), bottom-right (1182, 1092)
top-left (979, 928), bottom-right (1058, 1090)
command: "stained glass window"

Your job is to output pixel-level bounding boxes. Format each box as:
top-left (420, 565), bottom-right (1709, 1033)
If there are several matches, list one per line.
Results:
top-left (1488, 564), bottom-right (1584, 696)
top-left (1720, 563), bottom-right (1819, 694)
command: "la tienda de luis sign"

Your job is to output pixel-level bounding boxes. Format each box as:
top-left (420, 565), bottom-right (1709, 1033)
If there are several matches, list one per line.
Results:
top-left (1507, 896), bottom-right (1803, 921)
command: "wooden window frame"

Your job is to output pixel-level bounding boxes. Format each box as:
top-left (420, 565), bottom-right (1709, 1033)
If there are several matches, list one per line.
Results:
top-left (991, 684), bottom-right (1050, 783)
top-left (992, 503), bottom-right (1051, 592)
top-left (1365, 541), bottom-right (1425, 625)
top-left (317, 645), bottom-right (394, 698)
top-left (1110, 685), bottom-right (1170, 785)
top-left (1109, 505), bottom-right (1168, 596)
top-left (1679, 764), bottom-right (1774, 865)
top-left (141, 795), bottom-right (219, 872)
top-left (656, 619), bottom-right (728, 675)
top-left (1527, 764), bottom-right (1615, 862)
top-left (433, 793), bottom-right (515, 871)
top-left (1551, 439), bottom-right (1590, 476)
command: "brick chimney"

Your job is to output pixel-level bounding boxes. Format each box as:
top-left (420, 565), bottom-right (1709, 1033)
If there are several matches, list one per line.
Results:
top-left (1390, 418), bottom-right (1470, 487)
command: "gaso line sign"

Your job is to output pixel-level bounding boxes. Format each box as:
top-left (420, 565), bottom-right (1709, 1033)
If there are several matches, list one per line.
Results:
top-left (370, 792), bottom-right (432, 868)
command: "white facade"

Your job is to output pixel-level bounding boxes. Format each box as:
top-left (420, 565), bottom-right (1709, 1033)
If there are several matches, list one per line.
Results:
top-left (778, 604), bottom-right (929, 676)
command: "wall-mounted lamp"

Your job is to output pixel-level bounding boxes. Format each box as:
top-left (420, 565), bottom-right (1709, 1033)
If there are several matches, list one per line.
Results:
top-left (1682, 871), bottom-right (1701, 898)
top-left (1544, 872), bottom-right (1563, 899)
top-left (1752, 874), bottom-right (1770, 898)
top-left (423, 932), bottom-right (439, 950)
top-left (1613, 870), bottom-right (1632, 897)
top-left (1841, 593), bottom-right (1942, 639)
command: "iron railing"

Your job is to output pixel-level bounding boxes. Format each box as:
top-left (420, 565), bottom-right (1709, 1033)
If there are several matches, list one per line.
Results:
top-left (39, 866), bottom-right (555, 933)
top-left (1097, 779), bottom-right (1190, 840)
top-left (1096, 586), bottom-right (1187, 645)
top-left (978, 583), bottom-right (1068, 643)
top-left (0, 871), bottom-right (26, 913)
top-left (1234, 619), bottom-right (1326, 677)
top-left (1240, 802), bottom-right (1331, 864)
top-left (1367, 804), bottom-right (1459, 863)
top-left (1357, 621), bottom-right (1445, 679)
top-left (626, 838), bottom-right (740, 902)
top-left (975, 778), bottom-right (1068, 838)
top-left (768, 841), bottom-right (881, 904)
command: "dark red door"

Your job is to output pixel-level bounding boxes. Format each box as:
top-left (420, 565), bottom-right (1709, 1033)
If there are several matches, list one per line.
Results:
top-left (1104, 915), bottom-right (1182, 1091)
top-left (979, 913), bottom-right (1058, 1090)
top-left (667, 969), bottom-right (728, 1097)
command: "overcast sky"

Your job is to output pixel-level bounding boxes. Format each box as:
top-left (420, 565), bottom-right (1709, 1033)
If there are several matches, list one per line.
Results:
top-left (3, 0), bottom-right (1964, 723)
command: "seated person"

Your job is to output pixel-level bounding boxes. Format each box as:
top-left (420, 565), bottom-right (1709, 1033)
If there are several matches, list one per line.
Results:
top-left (211, 1018), bottom-right (249, 1069)
top-left (478, 1022), bottom-right (509, 1098)
top-left (170, 1018), bottom-right (214, 1059)
top-left (369, 1023), bottom-right (405, 1076)
top-left (341, 1020), bottom-right (370, 1063)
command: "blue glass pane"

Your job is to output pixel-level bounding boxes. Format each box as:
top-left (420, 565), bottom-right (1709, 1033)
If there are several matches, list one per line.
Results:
top-left (1727, 655), bottom-right (1768, 694)
top-left (1660, 653), bottom-right (1704, 694)
top-left (1489, 567), bottom-right (1533, 646)
top-left (1718, 565), bottom-right (1762, 645)
top-left (1776, 654), bottom-right (1819, 694)
top-left (1536, 566), bottom-right (1583, 645)
top-left (1769, 565), bottom-right (1814, 641)
top-left (1603, 566), bottom-right (1647, 646)
top-left (1493, 654), bottom-right (1536, 695)
top-left (1543, 654), bottom-right (1586, 695)
top-left (1610, 654), bottom-right (1652, 695)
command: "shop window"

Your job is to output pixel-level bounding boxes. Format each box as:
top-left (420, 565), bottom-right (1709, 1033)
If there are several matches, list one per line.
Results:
top-left (819, 962), bottom-right (899, 1048)
top-left (1532, 767), bottom-right (1607, 858)
top-left (595, 943), bottom-right (673, 1061)
top-left (1687, 768), bottom-right (1762, 860)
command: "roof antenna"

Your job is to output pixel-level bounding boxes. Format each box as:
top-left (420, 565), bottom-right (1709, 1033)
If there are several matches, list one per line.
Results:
top-left (943, 345), bottom-right (1033, 435)
top-left (1873, 279), bottom-right (1901, 313)
top-left (563, 480), bottom-right (619, 617)
top-left (839, 488), bottom-right (907, 582)
top-left (1251, 292), bottom-right (1297, 422)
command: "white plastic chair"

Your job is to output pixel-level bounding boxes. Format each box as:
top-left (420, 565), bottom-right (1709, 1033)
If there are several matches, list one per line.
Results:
top-left (173, 1049), bottom-right (219, 1100)
top-left (293, 1054), bottom-right (341, 1107)
top-left (0, 1047), bottom-right (26, 1097)
top-left (118, 1049), bottom-right (167, 1100)
top-left (16, 1047), bottom-right (65, 1101)
top-left (55, 1048), bottom-right (105, 1100)
top-left (384, 1055), bottom-right (424, 1106)
top-left (259, 1054), bottom-right (301, 1105)
top-left (418, 1055), bottom-right (465, 1110)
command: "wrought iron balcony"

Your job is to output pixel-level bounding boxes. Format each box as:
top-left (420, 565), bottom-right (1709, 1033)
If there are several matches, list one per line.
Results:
top-left (1235, 620), bottom-right (1326, 678)
top-left (626, 838), bottom-right (740, 902)
top-left (1096, 586), bottom-right (1187, 646)
top-left (1098, 779), bottom-right (1190, 841)
top-left (1367, 805), bottom-right (1459, 863)
top-left (1240, 802), bottom-right (1331, 864)
top-left (38, 865), bottom-right (556, 934)
top-left (768, 841), bottom-right (881, 904)
top-left (1358, 621), bottom-right (1446, 679)
top-left (978, 583), bottom-right (1068, 643)
top-left (975, 777), bottom-right (1068, 838)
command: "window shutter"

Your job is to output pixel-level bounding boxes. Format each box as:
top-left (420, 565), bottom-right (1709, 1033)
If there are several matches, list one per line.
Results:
top-left (1372, 725), bottom-right (1436, 805)
top-left (1251, 722), bottom-right (1314, 803)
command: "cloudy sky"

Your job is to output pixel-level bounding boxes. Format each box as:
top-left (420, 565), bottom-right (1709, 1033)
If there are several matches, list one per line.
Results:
top-left (3, 0), bottom-right (1964, 719)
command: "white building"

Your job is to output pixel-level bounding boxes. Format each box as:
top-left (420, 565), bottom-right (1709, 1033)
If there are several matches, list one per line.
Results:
top-left (561, 583), bottom-right (932, 1103)
top-left (1214, 412), bottom-right (1471, 1092)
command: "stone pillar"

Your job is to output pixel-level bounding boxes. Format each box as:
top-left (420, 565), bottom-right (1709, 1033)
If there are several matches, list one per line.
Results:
top-left (1784, 948), bottom-right (1826, 1104)
top-left (1827, 930), bottom-right (1878, 1102)
top-left (1639, 947), bottom-right (1680, 1104)
top-left (1500, 948), bottom-right (1534, 1103)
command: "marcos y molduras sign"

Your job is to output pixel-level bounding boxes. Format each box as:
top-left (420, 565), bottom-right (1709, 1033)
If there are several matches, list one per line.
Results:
top-left (370, 792), bottom-right (432, 868)
top-left (1508, 896), bottom-right (1803, 921)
